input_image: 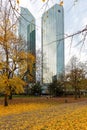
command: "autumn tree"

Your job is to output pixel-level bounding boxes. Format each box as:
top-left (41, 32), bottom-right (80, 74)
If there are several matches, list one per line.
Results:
top-left (0, 0), bottom-right (35, 106)
top-left (66, 56), bottom-right (87, 99)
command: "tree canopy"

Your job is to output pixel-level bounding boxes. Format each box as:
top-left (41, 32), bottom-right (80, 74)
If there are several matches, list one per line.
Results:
top-left (0, 0), bottom-right (35, 106)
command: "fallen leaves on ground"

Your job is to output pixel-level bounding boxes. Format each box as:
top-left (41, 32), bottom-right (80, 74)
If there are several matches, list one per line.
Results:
top-left (0, 99), bottom-right (87, 130)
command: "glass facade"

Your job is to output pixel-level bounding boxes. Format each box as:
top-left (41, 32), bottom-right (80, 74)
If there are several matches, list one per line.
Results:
top-left (18, 7), bottom-right (36, 82)
top-left (42, 4), bottom-right (64, 83)
top-left (19, 7), bottom-right (36, 54)
top-left (27, 23), bottom-right (36, 55)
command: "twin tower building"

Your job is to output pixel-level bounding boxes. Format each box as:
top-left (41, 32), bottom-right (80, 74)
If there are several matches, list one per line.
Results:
top-left (19, 4), bottom-right (64, 84)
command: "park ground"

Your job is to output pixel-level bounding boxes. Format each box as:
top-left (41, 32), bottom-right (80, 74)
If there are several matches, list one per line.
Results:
top-left (0, 97), bottom-right (87, 130)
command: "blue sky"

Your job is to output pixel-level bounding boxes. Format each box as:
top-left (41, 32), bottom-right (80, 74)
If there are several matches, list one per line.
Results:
top-left (20, 0), bottom-right (87, 65)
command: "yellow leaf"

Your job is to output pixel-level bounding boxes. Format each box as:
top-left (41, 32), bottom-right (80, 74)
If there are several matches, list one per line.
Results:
top-left (17, 0), bottom-right (20, 4)
top-left (42, 0), bottom-right (46, 2)
top-left (59, 1), bottom-right (63, 6)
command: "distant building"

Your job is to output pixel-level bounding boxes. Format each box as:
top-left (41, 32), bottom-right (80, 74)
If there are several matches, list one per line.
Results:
top-left (42, 4), bottom-right (64, 83)
top-left (19, 7), bottom-right (36, 82)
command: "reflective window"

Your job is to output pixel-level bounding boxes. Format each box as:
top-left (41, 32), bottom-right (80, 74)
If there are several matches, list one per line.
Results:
top-left (42, 4), bottom-right (64, 83)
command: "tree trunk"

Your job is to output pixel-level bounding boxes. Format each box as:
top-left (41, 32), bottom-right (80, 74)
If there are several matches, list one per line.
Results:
top-left (78, 89), bottom-right (81, 98)
top-left (9, 92), bottom-right (12, 100)
top-left (9, 86), bottom-right (13, 100)
top-left (74, 87), bottom-right (78, 100)
top-left (4, 94), bottom-right (8, 106)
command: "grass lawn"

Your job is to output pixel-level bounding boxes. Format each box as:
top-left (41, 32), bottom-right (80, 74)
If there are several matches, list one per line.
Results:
top-left (0, 97), bottom-right (87, 130)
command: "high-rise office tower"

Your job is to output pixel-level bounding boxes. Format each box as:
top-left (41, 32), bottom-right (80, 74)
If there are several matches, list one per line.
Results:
top-left (42, 4), bottom-right (64, 83)
top-left (19, 7), bottom-right (36, 82)
top-left (19, 7), bottom-right (36, 55)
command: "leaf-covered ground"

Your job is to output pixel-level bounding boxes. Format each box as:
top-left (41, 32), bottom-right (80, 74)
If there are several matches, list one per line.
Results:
top-left (0, 97), bottom-right (87, 130)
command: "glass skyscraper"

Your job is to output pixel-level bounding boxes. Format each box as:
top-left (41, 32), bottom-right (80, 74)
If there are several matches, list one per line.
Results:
top-left (19, 7), bottom-right (36, 82)
top-left (42, 4), bottom-right (64, 83)
top-left (19, 7), bottom-right (36, 54)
